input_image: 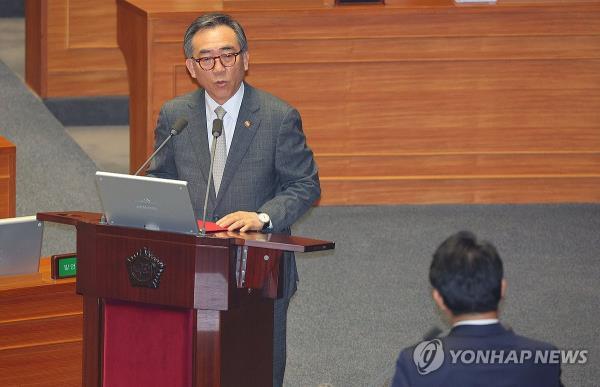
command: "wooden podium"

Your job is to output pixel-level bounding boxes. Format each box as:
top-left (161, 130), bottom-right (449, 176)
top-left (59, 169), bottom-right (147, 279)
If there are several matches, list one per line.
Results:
top-left (38, 211), bottom-right (334, 387)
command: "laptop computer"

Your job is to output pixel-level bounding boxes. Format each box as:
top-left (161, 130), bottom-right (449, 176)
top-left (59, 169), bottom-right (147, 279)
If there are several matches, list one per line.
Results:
top-left (0, 216), bottom-right (44, 276)
top-left (95, 171), bottom-right (199, 235)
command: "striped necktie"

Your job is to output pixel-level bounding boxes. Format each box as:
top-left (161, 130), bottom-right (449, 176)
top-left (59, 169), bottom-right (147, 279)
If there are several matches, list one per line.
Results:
top-left (212, 105), bottom-right (227, 194)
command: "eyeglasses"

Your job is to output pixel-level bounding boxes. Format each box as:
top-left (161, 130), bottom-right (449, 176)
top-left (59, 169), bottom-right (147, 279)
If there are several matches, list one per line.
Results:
top-left (191, 51), bottom-right (242, 71)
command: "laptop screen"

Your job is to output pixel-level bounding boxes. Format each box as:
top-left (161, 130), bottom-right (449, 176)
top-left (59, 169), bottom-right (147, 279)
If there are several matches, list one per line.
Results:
top-left (95, 171), bottom-right (199, 235)
top-left (0, 216), bottom-right (44, 276)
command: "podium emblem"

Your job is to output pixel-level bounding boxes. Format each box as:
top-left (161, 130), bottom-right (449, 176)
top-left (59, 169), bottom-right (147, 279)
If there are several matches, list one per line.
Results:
top-left (126, 247), bottom-right (165, 288)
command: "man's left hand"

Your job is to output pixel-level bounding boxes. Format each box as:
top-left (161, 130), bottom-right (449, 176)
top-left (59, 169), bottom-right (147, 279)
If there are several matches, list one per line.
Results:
top-left (217, 211), bottom-right (264, 232)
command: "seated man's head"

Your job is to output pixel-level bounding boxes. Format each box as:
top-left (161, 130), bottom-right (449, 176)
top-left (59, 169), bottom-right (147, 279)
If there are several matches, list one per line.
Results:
top-left (429, 231), bottom-right (506, 322)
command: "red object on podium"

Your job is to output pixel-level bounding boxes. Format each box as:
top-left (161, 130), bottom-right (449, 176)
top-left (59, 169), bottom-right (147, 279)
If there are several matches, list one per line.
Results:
top-left (197, 220), bottom-right (227, 232)
top-left (38, 211), bottom-right (334, 387)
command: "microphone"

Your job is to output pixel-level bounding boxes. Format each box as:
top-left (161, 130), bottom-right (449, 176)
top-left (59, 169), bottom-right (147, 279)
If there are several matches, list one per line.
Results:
top-left (200, 118), bottom-right (223, 235)
top-left (212, 117), bottom-right (224, 137)
top-left (134, 118), bottom-right (188, 176)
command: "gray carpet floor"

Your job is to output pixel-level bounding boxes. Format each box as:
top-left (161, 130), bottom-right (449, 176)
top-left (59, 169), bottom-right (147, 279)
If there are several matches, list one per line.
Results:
top-left (291, 204), bottom-right (600, 386)
top-left (0, 59), bottom-right (100, 256)
top-left (1, 53), bottom-right (598, 386)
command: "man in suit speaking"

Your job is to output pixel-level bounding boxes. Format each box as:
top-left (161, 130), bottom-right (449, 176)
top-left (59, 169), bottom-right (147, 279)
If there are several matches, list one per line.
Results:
top-left (146, 13), bottom-right (320, 386)
top-left (392, 231), bottom-right (563, 387)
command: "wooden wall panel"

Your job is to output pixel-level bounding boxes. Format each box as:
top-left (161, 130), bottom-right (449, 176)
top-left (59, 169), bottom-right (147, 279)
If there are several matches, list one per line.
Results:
top-left (0, 342), bottom-right (82, 386)
top-left (231, 4), bottom-right (600, 38)
top-left (118, 1), bottom-right (600, 204)
top-left (29, 0), bottom-right (600, 95)
top-left (307, 127), bottom-right (600, 154)
top-left (247, 60), bottom-right (600, 93)
top-left (46, 69), bottom-right (129, 97)
top-left (245, 63), bottom-right (600, 153)
top-left (246, 36), bottom-right (600, 62)
top-left (0, 315), bottom-right (82, 349)
top-left (26, 0), bottom-right (128, 97)
top-left (0, 136), bottom-right (16, 218)
top-left (27, 0), bottom-right (600, 204)
top-left (0, 259), bottom-right (82, 386)
top-left (316, 153), bottom-right (600, 177)
top-left (321, 177), bottom-right (600, 205)
top-left (68, 0), bottom-right (118, 47)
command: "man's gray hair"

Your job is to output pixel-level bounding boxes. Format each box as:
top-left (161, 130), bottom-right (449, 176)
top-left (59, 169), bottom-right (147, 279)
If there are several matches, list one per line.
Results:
top-left (183, 13), bottom-right (248, 58)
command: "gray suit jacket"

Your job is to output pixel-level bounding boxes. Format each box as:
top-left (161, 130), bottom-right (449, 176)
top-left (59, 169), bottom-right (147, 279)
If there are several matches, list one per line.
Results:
top-left (146, 83), bottom-right (321, 299)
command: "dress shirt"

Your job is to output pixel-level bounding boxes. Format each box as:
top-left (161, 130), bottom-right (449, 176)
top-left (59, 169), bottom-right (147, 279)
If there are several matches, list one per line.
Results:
top-left (453, 318), bottom-right (499, 327)
top-left (205, 82), bottom-right (245, 155)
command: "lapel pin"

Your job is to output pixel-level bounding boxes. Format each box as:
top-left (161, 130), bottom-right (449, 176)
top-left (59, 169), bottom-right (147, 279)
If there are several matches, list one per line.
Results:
top-left (244, 120), bottom-right (252, 128)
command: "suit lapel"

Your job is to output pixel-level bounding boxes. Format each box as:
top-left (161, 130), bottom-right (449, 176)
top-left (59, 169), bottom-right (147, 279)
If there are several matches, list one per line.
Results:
top-left (186, 89), bottom-right (216, 201)
top-left (214, 83), bottom-right (261, 208)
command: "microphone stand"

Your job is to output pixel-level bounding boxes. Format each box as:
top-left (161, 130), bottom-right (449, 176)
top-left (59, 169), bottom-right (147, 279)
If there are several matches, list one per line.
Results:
top-left (200, 119), bottom-right (223, 236)
top-left (134, 132), bottom-right (176, 176)
top-left (134, 118), bottom-right (188, 176)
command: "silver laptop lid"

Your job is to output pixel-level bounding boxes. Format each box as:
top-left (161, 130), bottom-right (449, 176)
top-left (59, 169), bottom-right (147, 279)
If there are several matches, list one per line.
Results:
top-left (0, 215), bottom-right (44, 276)
top-left (95, 171), bottom-right (199, 235)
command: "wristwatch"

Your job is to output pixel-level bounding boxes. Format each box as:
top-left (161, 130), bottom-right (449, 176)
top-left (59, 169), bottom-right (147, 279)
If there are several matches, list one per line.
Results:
top-left (257, 212), bottom-right (270, 230)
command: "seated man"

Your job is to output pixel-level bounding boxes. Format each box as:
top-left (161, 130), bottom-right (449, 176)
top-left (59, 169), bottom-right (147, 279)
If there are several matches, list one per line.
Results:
top-left (392, 231), bottom-right (562, 387)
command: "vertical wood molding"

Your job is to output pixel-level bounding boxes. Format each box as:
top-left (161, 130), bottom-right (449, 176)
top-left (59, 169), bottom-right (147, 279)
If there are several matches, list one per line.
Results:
top-left (117, 0), bottom-right (150, 173)
top-left (0, 136), bottom-right (16, 218)
top-left (25, 0), bottom-right (47, 97)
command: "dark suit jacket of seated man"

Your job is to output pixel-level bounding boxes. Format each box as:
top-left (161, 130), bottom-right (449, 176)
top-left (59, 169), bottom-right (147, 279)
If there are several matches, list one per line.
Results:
top-left (146, 13), bottom-right (320, 387)
top-left (392, 231), bottom-right (563, 387)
